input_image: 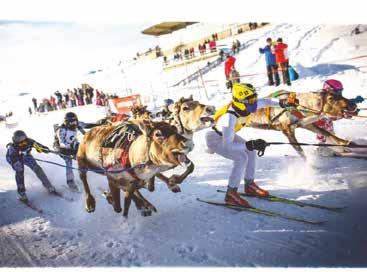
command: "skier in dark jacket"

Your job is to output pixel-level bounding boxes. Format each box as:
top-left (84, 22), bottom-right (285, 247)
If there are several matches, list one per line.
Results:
top-left (6, 130), bottom-right (55, 201)
top-left (259, 38), bottom-right (280, 86)
top-left (54, 112), bottom-right (97, 191)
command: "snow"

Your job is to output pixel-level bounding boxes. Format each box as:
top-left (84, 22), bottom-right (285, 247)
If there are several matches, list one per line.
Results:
top-left (1, 23), bottom-right (367, 267)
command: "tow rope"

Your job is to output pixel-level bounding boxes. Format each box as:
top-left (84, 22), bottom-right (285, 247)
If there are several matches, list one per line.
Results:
top-left (266, 142), bottom-right (367, 148)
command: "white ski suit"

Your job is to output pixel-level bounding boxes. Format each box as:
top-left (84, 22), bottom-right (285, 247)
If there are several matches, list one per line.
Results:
top-left (205, 99), bottom-right (279, 189)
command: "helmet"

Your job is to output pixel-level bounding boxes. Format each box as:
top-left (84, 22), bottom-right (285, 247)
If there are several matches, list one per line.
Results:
top-left (232, 83), bottom-right (258, 112)
top-left (12, 130), bottom-right (27, 144)
top-left (64, 112), bottom-right (78, 129)
top-left (323, 79), bottom-right (343, 94)
top-left (163, 99), bottom-right (174, 107)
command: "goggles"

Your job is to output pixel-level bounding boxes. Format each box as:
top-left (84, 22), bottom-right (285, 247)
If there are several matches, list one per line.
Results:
top-left (17, 139), bottom-right (28, 148)
top-left (67, 120), bottom-right (78, 126)
top-left (233, 94), bottom-right (258, 105)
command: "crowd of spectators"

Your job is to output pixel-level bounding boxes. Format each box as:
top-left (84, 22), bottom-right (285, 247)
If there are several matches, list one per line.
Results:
top-left (167, 38), bottom-right (218, 65)
top-left (30, 86), bottom-right (113, 114)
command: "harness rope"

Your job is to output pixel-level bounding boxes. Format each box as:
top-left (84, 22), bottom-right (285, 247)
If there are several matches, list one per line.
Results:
top-left (34, 156), bottom-right (146, 175)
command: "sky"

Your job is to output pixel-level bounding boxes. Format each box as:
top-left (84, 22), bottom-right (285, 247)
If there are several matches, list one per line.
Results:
top-left (0, 20), bottom-right (156, 97)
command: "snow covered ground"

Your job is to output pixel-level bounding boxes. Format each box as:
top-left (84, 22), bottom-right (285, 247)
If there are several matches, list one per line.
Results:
top-left (1, 23), bottom-right (367, 267)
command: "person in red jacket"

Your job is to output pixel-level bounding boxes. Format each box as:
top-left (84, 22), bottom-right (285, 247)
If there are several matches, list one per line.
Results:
top-left (224, 55), bottom-right (236, 80)
top-left (273, 38), bottom-right (291, 86)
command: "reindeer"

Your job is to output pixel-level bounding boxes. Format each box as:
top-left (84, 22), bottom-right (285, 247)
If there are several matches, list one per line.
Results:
top-left (245, 90), bottom-right (358, 157)
top-left (77, 120), bottom-right (194, 217)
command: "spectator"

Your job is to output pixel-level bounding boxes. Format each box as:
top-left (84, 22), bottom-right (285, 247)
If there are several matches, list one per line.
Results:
top-left (50, 96), bottom-right (57, 110)
top-left (352, 27), bottom-right (361, 35)
top-left (189, 47), bottom-right (195, 58)
top-left (78, 88), bottom-right (85, 105)
top-left (219, 49), bottom-right (225, 61)
top-left (236, 40), bottom-right (241, 53)
top-left (224, 55), bottom-right (236, 80)
top-left (273, 38), bottom-right (291, 86)
top-left (259, 38), bottom-right (280, 86)
top-left (184, 48), bottom-right (190, 59)
top-left (202, 43), bottom-right (206, 54)
top-left (95, 90), bottom-right (103, 106)
top-left (54, 91), bottom-right (63, 109)
top-left (28, 107), bottom-right (32, 115)
top-left (32, 97), bottom-right (37, 111)
top-left (232, 41), bottom-right (237, 54)
top-left (209, 39), bottom-right (217, 53)
top-left (64, 92), bottom-right (70, 107)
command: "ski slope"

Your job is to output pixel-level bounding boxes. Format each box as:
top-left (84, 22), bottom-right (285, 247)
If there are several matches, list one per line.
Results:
top-left (1, 23), bottom-right (367, 267)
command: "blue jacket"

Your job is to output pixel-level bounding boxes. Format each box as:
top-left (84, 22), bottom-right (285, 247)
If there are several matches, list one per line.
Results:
top-left (259, 45), bottom-right (276, 66)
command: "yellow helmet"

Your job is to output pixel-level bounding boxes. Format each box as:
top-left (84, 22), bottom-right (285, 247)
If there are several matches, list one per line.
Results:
top-left (232, 83), bottom-right (257, 111)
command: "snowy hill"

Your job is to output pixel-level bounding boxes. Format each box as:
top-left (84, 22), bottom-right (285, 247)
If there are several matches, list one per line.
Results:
top-left (1, 23), bottom-right (367, 267)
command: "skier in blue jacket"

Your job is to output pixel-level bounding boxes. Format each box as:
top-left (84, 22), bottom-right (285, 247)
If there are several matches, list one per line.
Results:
top-left (259, 38), bottom-right (280, 86)
top-left (6, 130), bottom-right (56, 202)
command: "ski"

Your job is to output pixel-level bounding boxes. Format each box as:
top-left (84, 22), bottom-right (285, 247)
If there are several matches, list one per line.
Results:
top-left (197, 198), bottom-right (325, 225)
top-left (19, 199), bottom-right (43, 214)
top-left (50, 191), bottom-right (74, 202)
top-left (217, 189), bottom-right (345, 212)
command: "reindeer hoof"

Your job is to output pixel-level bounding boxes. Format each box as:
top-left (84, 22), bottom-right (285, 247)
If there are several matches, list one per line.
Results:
top-left (113, 206), bottom-right (122, 213)
top-left (169, 184), bottom-right (181, 193)
top-left (141, 209), bottom-right (152, 217)
top-left (169, 175), bottom-right (181, 184)
top-left (85, 195), bottom-right (96, 213)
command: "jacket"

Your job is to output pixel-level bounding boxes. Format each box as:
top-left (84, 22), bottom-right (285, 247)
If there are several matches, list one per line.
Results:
top-left (274, 43), bottom-right (288, 64)
top-left (259, 45), bottom-right (276, 66)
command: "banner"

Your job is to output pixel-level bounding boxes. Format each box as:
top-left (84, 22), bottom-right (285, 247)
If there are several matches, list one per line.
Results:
top-left (108, 94), bottom-right (142, 114)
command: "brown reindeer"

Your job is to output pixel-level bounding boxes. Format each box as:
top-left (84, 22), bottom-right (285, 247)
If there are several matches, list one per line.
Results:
top-left (152, 95), bottom-right (215, 192)
top-left (99, 96), bottom-right (215, 194)
top-left (77, 120), bottom-right (193, 217)
top-left (245, 90), bottom-right (357, 157)
top-left (130, 105), bottom-right (153, 121)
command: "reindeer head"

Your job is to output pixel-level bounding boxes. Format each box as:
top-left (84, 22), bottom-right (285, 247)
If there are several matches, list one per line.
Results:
top-left (136, 120), bottom-right (194, 167)
top-left (171, 95), bottom-right (215, 133)
top-left (323, 93), bottom-right (358, 119)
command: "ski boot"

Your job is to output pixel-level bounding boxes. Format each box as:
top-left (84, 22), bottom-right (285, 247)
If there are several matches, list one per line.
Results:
top-left (245, 182), bottom-right (269, 197)
top-left (224, 187), bottom-right (250, 207)
top-left (46, 185), bottom-right (57, 194)
top-left (67, 180), bottom-right (79, 192)
top-left (17, 191), bottom-right (28, 202)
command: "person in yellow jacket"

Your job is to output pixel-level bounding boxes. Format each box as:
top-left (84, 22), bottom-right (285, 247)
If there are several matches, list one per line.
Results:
top-left (205, 83), bottom-right (292, 207)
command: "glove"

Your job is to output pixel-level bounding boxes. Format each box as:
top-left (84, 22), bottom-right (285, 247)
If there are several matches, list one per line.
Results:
top-left (71, 141), bottom-right (80, 152)
top-left (12, 161), bottom-right (23, 171)
top-left (246, 139), bottom-right (268, 157)
top-left (351, 95), bottom-right (364, 104)
top-left (42, 146), bottom-right (51, 153)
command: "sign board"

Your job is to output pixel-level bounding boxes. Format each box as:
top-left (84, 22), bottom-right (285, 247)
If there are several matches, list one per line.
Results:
top-left (108, 94), bottom-right (142, 114)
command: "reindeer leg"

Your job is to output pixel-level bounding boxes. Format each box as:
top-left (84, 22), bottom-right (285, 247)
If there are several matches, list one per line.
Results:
top-left (134, 190), bottom-right (157, 214)
top-left (304, 123), bottom-right (350, 145)
top-left (155, 162), bottom-right (194, 193)
top-left (122, 183), bottom-right (136, 218)
top-left (155, 173), bottom-right (181, 193)
top-left (123, 191), bottom-right (133, 218)
top-left (107, 177), bottom-right (122, 213)
top-left (282, 128), bottom-right (306, 159)
top-left (78, 164), bottom-right (95, 213)
top-left (132, 194), bottom-right (144, 210)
